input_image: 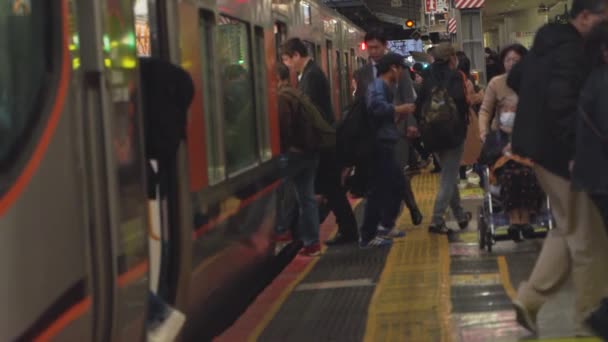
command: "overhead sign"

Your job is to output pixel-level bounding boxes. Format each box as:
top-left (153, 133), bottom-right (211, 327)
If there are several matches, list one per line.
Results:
top-left (391, 0), bottom-right (403, 7)
top-left (425, 0), bottom-right (436, 13)
top-left (454, 0), bottom-right (485, 9)
top-left (436, 0), bottom-right (449, 13)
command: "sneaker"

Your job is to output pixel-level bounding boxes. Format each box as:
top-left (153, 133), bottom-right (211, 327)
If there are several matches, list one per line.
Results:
top-left (148, 307), bottom-right (186, 342)
top-left (513, 300), bottom-right (538, 334)
top-left (299, 243), bottom-right (321, 257)
top-left (508, 225), bottom-right (523, 242)
top-left (378, 226), bottom-right (406, 238)
top-left (359, 236), bottom-right (392, 249)
top-left (428, 223), bottom-right (454, 235)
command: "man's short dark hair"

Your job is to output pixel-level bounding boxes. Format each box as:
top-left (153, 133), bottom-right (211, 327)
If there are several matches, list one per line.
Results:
top-left (281, 38), bottom-right (309, 58)
top-left (276, 63), bottom-right (290, 81)
top-left (571, 0), bottom-right (608, 18)
top-left (376, 52), bottom-right (406, 76)
top-left (364, 27), bottom-right (388, 45)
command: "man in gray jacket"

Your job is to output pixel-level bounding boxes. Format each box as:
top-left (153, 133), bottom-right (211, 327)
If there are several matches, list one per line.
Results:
top-left (354, 28), bottom-right (422, 236)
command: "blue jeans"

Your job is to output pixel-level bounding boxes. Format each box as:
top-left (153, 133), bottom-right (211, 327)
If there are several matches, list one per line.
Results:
top-left (432, 144), bottom-right (466, 225)
top-left (276, 153), bottom-right (320, 246)
top-left (361, 143), bottom-right (404, 241)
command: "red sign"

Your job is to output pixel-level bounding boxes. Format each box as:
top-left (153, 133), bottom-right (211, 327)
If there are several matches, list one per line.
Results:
top-left (425, 0), bottom-right (436, 13)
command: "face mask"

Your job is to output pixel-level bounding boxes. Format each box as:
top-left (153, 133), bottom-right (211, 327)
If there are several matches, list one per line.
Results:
top-left (500, 111), bottom-right (516, 130)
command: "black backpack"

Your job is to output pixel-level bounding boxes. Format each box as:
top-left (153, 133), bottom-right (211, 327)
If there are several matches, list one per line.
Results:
top-left (139, 57), bottom-right (194, 162)
top-left (419, 73), bottom-right (466, 152)
top-left (336, 96), bottom-right (374, 167)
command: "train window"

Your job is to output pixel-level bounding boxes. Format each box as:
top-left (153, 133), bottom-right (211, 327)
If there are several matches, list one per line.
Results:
top-left (300, 2), bottom-right (311, 25)
top-left (253, 26), bottom-right (271, 161)
top-left (335, 50), bottom-right (341, 111)
top-left (217, 15), bottom-right (259, 174)
top-left (0, 1), bottom-right (49, 162)
top-left (200, 11), bottom-right (225, 184)
top-left (274, 22), bottom-right (287, 62)
top-left (326, 40), bottom-right (333, 95)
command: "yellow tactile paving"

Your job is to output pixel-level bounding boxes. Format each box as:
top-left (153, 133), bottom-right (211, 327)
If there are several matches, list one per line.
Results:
top-left (364, 173), bottom-right (453, 342)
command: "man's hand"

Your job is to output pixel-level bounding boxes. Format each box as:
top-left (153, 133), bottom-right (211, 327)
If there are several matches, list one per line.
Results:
top-left (406, 126), bottom-right (419, 139)
top-left (341, 167), bottom-right (352, 187)
top-left (395, 103), bottom-right (416, 115)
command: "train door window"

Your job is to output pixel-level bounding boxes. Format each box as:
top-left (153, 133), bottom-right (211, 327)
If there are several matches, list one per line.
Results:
top-left (316, 44), bottom-right (321, 64)
top-left (199, 11), bottom-right (224, 184)
top-left (342, 51), bottom-right (350, 107)
top-left (0, 1), bottom-right (49, 163)
top-left (253, 26), bottom-right (271, 161)
top-left (217, 15), bottom-right (259, 174)
top-left (274, 21), bottom-right (287, 61)
top-left (300, 1), bottom-right (311, 25)
top-left (134, 0), bottom-right (151, 56)
top-left (335, 49), bottom-right (342, 110)
top-left (326, 40), bottom-right (333, 94)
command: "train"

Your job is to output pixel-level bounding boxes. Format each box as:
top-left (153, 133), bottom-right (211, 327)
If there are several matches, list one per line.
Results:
top-left (0, 0), bottom-right (365, 340)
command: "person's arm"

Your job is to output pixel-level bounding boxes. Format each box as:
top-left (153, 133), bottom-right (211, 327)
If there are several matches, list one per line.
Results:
top-left (277, 93), bottom-right (294, 151)
top-left (466, 79), bottom-right (484, 105)
top-left (478, 79), bottom-right (497, 141)
top-left (367, 81), bottom-right (396, 119)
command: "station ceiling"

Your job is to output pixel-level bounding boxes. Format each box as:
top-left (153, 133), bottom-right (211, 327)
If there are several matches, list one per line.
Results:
top-left (323, 0), bottom-right (421, 39)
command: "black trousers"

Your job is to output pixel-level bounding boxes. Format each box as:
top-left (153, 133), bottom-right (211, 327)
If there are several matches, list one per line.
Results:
top-left (316, 150), bottom-right (358, 238)
top-left (592, 194), bottom-right (608, 232)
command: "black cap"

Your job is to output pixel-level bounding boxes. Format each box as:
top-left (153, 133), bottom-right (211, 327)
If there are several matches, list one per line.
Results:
top-left (376, 52), bottom-right (408, 74)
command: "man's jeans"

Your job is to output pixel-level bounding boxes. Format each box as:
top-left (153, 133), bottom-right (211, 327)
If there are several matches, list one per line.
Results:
top-left (431, 144), bottom-right (466, 225)
top-left (276, 153), bottom-right (320, 246)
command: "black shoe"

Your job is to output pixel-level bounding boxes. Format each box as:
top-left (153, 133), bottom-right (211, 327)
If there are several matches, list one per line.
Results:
top-left (325, 233), bottom-right (358, 246)
top-left (508, 225), bottom-right (523, 242)
top-left (431, 166), bottom-right (442, 174)
top-left (458, 212), bottom-right (472, 230)
top-left (521, 224), bottom-right (535, 239)
top-left (410, 209), bottom-right (423, 226)
top-left (587, 298), bottom-right (608, 340)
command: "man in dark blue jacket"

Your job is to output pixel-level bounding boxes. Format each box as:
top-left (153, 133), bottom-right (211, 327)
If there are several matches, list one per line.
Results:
top-left (281, 38), bottom-right (359, 247)
top-left (359, 53), bottom-right (415, 248)
top-left (507, 0), bottom-right (608, 335)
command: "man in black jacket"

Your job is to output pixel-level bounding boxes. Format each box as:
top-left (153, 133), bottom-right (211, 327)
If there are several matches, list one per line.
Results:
top-left (353, 28), bottom-right (423, 236)
top-left (507, 0), bottom-right (608, 335)
top-left (281, 38), bottom-right (359, 246)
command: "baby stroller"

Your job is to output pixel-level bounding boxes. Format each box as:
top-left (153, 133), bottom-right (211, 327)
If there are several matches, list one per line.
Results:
top-left (477, 165), bottom-right (554, 252)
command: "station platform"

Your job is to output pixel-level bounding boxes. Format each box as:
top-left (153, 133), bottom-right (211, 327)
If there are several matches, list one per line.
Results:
top-left (216, 173), bottom-right (602, 342)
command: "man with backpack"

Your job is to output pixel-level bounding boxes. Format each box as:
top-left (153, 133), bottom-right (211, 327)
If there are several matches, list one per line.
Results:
top-left (281, 38), bottom-right (359, 247)
top-left (416, 43), bottom-right (472, 235)
top-left (351, 28), bottom-right (423, 236)
top-left (359, 52), bottom-right (415, 248)
top-left (275, 63), bottom-right (336, 256)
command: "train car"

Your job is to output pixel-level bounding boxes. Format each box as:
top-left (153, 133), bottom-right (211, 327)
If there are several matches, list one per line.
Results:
top-left (0, 0), bottom-right (364, 341)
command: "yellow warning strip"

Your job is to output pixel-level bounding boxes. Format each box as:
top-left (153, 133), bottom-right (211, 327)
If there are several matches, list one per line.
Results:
top-left (248, 199), bottom-right (362, 341)
top-left (364, 174), bottom-right (453, 341)
top-left (497, 256), bottom-right (517, 301)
